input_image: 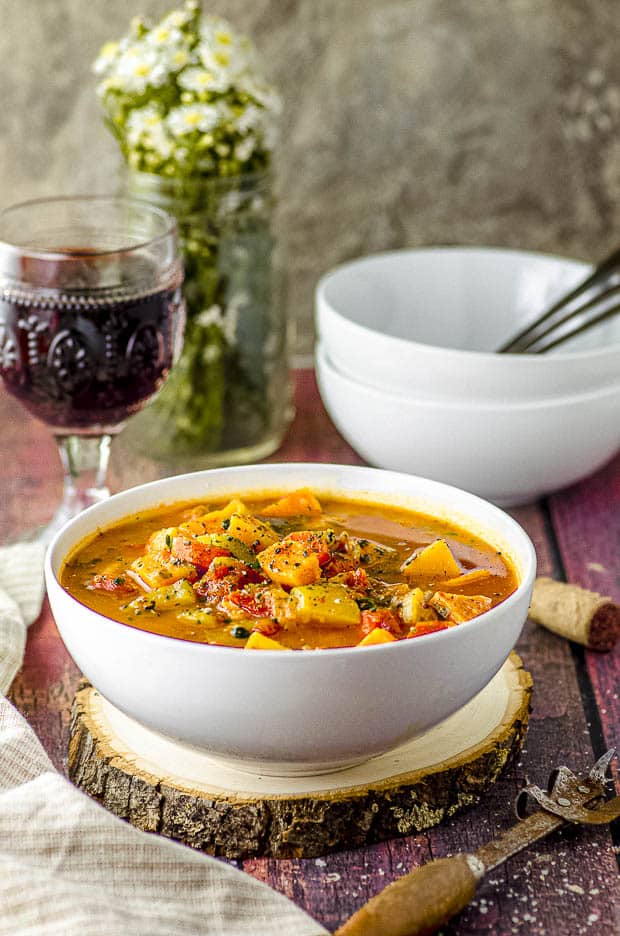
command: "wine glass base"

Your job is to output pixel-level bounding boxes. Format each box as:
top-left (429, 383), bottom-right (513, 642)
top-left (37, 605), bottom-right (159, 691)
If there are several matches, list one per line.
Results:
top-left (6, 488), bottom-right (111, 547)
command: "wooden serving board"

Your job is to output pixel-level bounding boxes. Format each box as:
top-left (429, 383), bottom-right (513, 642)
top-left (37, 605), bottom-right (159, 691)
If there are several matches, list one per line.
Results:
top-left (69, 652), bottom-right (532, 859)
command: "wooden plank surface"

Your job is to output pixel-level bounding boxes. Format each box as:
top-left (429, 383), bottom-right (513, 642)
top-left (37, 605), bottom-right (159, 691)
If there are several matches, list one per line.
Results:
top-left (2, 372), bottom-right (619, 935)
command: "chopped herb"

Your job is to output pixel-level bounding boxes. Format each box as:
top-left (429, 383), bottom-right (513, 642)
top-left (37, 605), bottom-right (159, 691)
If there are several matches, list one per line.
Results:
top-left (165, 534), bottom-right (172, 549)
top-left (356, 598), bottom-right (377, 611)
top-left (113, 577), bottom-right (125, 586)
top-left (222, 518), bottom-right (231, 530)
top-left (232, 625), bottom-right (250, 639)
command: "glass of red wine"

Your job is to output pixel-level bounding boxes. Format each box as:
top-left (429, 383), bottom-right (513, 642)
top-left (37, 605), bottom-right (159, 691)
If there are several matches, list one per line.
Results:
top-left (0, 195), bottom-right (185, 542)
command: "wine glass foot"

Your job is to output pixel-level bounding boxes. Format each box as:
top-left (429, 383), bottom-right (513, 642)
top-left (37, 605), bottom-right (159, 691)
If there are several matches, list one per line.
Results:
top-left (5, 486), bottom-right (111, 547)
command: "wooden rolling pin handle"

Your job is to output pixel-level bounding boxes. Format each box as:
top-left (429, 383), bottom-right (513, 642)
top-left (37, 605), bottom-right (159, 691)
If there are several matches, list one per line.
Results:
top-left (334, 853), bottom-right (484, 936)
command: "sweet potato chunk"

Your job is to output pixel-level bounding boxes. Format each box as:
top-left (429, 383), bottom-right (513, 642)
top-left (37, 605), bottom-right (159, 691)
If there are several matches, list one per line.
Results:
top-left (439, 568), bottom-right (493, 589)
top-left (429, 591), bottom-right (492, 623)
top-left (146, 527), bottom-right (179, 554)
top-left (245, 632), bottom-right (290, 650)
top-left (226, 513), bottom-right (279, 551)
top-left (179, 498), bottom-right (250, 536)
top-left (358, 628), bottom-right (397, 646)
top-left (258, 539), bottom-right (322, 587)
top-left (400, 539), bottom-right (461, 581)
top-left (291, 584), bottom-right (361, 627)
top-left (261, 489), bottom-right (322, 517)
top-left (130, 554), bottom-right (197, 589)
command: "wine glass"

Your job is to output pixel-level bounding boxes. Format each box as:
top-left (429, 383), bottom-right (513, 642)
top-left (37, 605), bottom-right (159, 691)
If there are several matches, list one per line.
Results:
top-left (0, 195), bottom-right (185, 543)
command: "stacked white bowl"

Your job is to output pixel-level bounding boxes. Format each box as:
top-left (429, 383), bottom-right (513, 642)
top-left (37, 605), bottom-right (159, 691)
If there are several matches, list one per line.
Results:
top-left (315, 247), bottom-right (620, 505)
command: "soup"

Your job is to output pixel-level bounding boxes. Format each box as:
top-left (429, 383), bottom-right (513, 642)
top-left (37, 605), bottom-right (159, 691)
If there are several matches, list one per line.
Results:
top-left (61, 488), bottom-right (518, 649)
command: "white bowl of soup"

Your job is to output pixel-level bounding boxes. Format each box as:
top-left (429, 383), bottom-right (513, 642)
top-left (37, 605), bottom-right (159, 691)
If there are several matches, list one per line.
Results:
top-left (316, 247), bottom-right (620, 400)
top-left (46, 464), bottom-right (536, 776)
top-left (316, 343), bottom-right (620, 506)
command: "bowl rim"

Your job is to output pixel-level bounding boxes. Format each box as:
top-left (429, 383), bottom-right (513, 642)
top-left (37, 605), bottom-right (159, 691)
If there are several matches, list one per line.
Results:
top-left (316, 245), bottom-right (620, 363)
top-left (45, 462), bottom-right (536, 659)
top-left (316, 341), bottom-right (620, 410)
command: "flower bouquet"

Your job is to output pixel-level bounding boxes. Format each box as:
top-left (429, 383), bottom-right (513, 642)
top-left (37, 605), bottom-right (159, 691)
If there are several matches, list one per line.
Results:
top-left (93, 1), bottom-right (291, 462)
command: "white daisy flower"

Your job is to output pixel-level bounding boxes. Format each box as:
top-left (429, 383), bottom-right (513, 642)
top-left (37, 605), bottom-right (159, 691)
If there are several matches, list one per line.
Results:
top-left (262, 117), bottom-right (279, 150)
top-left (235, 136), bottom-right (256, 163)
top-left (169, 47), bottom-right (191, 71)
top-left (161, 0), bottom-right (199, 30)
top-left (235, 104), bottom-right (263, 134)
top-left (126, 103), bottom-right (162, 144)
top-left (147, 25), bottom-right (184, 47)
top-left (114, 44), bottom-right (169, 94)
top-left (93, 41), bottom-right (120, 76)
top-left (214, 28), bottom-right (233, 46)
top-left (166, 103), bottom-right (220, 137)
top-left (95, 2), bottom-right (280, 173)
top-left (187, 54), bottom-right (234, 93)
top-left (177, 67), bottom-right (219, 94)
top-left (240, 75), bottom-right (282, 114)
top-left (198, 43), bottom-right (247, 75)
top-left (145, 124), bottom-right (174, 159)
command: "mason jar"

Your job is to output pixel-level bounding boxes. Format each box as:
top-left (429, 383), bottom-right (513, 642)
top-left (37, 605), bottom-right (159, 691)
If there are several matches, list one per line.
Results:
top-left (125, 169), bottom-right (292, 467)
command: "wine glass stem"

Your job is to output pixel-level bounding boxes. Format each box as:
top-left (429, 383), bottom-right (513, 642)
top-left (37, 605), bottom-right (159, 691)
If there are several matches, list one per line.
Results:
top-left (55, 434), bottom-right (112, 516)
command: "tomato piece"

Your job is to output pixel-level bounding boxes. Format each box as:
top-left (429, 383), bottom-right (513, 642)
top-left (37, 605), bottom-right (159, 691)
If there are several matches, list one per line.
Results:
top-left (250, 619), bottom-right (282, 637)
top-left (345, 568), bottom-right (369, 590)
top-left (286, 531), bottom-right (332, 566)
top-left (360, 608), bottom-right (403, 637)
top-left (171, 536), bottom-right (230, 569)
top-left (408, 621), bottom-right (450, 638)
top-left (87, 574), bottom-right (138, 596)
top-left (322, 556), bottom-right (358, 578)
top-left (229, 589), bottom-right (274, 618)
top-left (194, 560), bottom-right (266, 602)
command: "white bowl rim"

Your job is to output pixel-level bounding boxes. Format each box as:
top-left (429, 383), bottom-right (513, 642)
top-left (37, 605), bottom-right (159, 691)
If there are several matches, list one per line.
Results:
top-left (46, 462), bottom-right (536, 658)
top-left (316, 245), bottom-right (620, 362)
top-left (317, 341), bottom-right (620, 411)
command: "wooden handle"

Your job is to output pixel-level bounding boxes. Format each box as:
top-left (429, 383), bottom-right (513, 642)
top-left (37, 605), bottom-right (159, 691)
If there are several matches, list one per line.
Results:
top-left (334, 853), bottom-right (484, 936)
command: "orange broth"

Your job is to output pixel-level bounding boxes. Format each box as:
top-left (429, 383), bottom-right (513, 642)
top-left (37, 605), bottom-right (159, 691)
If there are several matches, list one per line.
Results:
top-left (60, 491), bottom-right (519, 650)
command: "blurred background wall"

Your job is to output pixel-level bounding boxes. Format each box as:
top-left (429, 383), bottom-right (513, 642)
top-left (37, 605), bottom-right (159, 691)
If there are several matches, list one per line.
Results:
top-left (2, 0), bottom-right (620, 355)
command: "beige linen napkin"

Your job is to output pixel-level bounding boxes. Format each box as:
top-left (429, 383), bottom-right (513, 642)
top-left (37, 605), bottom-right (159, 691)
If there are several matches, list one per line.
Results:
top-left (0, 544), bottom-right (328, 936)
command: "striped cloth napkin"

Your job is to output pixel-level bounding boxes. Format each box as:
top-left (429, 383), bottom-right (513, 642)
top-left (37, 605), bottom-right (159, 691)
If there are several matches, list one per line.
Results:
top-left (0, 543), bottom-right (329, 936)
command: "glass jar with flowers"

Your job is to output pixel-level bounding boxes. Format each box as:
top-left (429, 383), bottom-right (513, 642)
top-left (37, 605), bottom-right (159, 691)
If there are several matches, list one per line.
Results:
top-left (93, 1), bottom-right (292, 465)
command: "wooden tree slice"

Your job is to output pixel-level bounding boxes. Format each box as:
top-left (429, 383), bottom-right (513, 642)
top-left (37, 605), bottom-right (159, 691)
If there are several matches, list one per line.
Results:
top-left (69, 652), bottom-right (532, 859)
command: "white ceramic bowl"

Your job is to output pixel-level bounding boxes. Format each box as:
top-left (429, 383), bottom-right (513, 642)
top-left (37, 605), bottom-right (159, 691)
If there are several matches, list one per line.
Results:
top-left (316, 247), bottom-right (620, 400)
top-left (316, 343), bottom-right (620, 505)
top-left (45, 463), bottom-right (535, 776)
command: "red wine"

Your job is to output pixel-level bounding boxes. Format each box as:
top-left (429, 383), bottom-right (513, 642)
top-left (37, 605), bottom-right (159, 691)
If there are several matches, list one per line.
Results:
top-left (0, 271), bottom-right (183, 433)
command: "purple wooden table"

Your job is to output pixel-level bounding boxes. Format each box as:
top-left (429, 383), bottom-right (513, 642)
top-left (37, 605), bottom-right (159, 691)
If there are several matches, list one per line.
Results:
top-left (2, 371), bottom-right (619, 935)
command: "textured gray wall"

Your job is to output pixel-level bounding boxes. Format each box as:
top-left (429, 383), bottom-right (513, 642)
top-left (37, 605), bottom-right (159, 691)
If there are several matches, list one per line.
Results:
top-left (2, 0), bottom-right (620, 352)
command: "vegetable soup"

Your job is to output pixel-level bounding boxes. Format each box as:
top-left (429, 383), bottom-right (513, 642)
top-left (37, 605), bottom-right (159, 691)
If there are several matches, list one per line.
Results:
top-left (61, 489), bottom-right (518, 650)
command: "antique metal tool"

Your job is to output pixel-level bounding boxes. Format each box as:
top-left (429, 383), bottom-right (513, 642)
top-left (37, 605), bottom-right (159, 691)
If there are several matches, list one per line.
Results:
top-left (335, 750), bottom-right (619, 936)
